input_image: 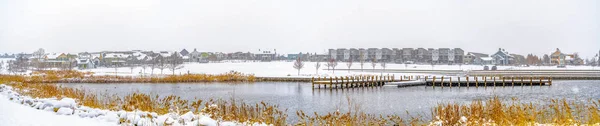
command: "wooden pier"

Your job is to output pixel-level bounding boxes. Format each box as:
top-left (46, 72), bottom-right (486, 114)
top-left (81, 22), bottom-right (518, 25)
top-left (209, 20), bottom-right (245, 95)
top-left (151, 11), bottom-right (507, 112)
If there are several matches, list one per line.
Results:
top-left (311, 75), bottom-right (395, 89)
top-left (425, 76), bottom-right (552, 87)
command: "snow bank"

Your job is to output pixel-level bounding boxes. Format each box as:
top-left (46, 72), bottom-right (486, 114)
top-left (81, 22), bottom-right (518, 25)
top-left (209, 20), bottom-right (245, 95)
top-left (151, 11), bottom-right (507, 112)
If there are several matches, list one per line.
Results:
top-left (0, 84), bottom-right (272, 126)
top-left (75, 61), bottom-right (600, 78)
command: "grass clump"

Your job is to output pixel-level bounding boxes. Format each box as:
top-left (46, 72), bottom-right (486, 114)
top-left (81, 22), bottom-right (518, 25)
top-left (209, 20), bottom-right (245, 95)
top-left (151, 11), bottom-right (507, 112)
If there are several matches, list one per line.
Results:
top-left (432, 97), bottom-right (600, 125)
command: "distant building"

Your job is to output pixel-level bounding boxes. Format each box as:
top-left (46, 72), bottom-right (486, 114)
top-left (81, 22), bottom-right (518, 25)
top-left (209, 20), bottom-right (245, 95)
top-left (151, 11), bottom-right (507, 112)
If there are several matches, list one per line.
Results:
top-left (103, 53), bottom-right (128, 67)
top-left (402, 48), bottom-right (414, 62)
top-left (255, 49), bottom-right (276, 62)
top-left (431, 49), bottom-right (439, 64)
top-left (463, 52), bottom-right (489, 65)
top-left (180, 49), bottom-right (190, 56)
top-left (491, 48), bottom-right (514, 65)
top-left (550, 48), bottom-right (583, 65)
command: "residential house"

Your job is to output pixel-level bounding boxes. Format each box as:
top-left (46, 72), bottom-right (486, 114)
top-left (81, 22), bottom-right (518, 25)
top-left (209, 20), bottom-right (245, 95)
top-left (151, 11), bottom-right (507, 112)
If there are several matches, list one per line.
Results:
top-left (328, 49), bottom-right (337, 60)
top-left (463, 52), bottom-right (489, 65)
top-left (180, 49), bottom-right (190, 57)
top-left (77, 52), bottom-right (97, 69)
top-left (453, 48), bottom-right (465, 64)
top-left (402, 48), bottom-right (414, 62)
top-left (491, 48), bottom-right (514, 65)
top-left (45, 53), bottom-right (76, 68)
top-left (255, 49), bottom-right (277, 62)
top-left (416, 48), bottom-right (430, 64)
top-left (550, 48), bottom-right (566, 65)
top-left (431, 49), bottom-right (439, 64)
top-left (381, 48), bottom-right (394, 62)
top-left (103, 53), bottom-right (128, 67)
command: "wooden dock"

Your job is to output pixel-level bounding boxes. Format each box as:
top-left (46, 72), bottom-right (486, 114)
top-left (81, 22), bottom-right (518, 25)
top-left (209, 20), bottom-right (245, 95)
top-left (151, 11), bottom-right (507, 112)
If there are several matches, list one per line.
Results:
top-left (425, 76), bottom-right (552, 87)
top-left (311, 75), bottom-right (395, 89)
top-left (386, 80), bottom-right (426, 87)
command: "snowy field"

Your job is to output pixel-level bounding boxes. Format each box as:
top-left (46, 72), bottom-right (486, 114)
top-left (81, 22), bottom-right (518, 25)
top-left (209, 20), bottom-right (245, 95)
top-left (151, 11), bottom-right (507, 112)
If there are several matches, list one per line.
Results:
top-left (2, 58), bottom-right (600, 77)
top-left (81, 61), bottom-right (600, 77)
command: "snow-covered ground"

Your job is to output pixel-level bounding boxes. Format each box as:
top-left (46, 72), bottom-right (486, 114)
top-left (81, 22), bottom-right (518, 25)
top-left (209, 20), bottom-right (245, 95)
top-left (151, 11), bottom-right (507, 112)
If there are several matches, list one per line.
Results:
top-left (81, 61), bottom-right (600, 77)
top-left (2, 58), bottom-right (599, 77)
top-left (0, 84), bottom-right (268, 126)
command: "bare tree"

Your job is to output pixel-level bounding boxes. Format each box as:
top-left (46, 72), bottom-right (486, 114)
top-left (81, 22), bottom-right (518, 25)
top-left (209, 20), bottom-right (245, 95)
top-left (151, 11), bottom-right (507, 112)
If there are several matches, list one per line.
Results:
top-left (359, 52), bottom-right (365, 71)
top-left (112, 62), bottom-right (120, 77)
top-left (141, 63), bottom-right (147, 76)
top-left (59, 61), bottom-right (75, 71)
top-left (156, 56), bottom-right (167, 75)
top-left (315, 60), bottom-right (321, 75)
top-left (168, 52), bottom-right (184, 75)
top-left (326, 59), bottom-right (338, 74)
top-left (293, 57), bottom-right (304, 76)
top-left (380, 61), bottom-right (386, 74)
top-left (371, 59), bottom-right (377, 71)
top-left (128, 58), bottom-right (137, 74)
top-left (7, 60), bottom-right (17, 75)
top-left (346, 58), bottom-right (353, 72)
top-left (150, 58), bottom-right (157, 75)
top-left (597, 53), bottom-right (600, 67)
top-left (0, 61), bottom-right (4, 74)
top-left (8, 56), bottom-right (28, 75)
top-left (32, 48), bottom-right (46, 70)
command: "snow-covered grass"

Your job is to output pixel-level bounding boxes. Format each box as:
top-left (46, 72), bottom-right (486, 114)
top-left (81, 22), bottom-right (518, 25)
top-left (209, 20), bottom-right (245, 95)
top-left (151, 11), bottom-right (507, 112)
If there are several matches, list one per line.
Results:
top-left (80, 61), bottom-right (600, 77)
top-left (2, 58), bottom-right (599, 77)
top-left (0, 84), bottom-right (271, 126)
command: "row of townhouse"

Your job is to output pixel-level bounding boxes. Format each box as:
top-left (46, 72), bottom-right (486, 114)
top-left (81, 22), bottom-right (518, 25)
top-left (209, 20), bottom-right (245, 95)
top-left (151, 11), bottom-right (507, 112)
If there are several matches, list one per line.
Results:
top-left (328, 48), bottom-right (465, 64)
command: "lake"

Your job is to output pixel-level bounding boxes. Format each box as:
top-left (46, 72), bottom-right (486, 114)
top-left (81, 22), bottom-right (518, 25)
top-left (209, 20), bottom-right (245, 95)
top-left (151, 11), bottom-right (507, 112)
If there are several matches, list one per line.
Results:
top-left (58, 80), bottom-right (600, 123)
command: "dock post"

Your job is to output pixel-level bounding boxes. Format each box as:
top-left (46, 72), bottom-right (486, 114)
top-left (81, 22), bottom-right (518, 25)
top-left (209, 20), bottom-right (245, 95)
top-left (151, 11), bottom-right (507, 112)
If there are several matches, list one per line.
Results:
top-left (400, 75), bottom-right (403, 81)
top-left (327, 77), bottom-right (332, 89)
top-left (528, 76), bottom-right (532, 86)
top-left (449, 77), bottom-right (452, 88)
top-left (502, 77), bottom-right (505, 87)
top-left (549, 77), bottom-right (552, 86)
top-left (351, 76), bottom-right (355, 88)
top-left (493, 76), bottom-right (496, 86)
top-left (432, 76), bottom-right (436, 88)
top-left (441, 76), bottom-right (445, 88)
top-left (312, 77), bottom-right (315, 88)
top-left (335, 77), bottom-right (339, 89)
top-left (392, 75), bottom-right (395, 82)
top-left (458, 77), bottom-right (461, 87)
top-left (365, 76), bottom-right (368, 87)
top-left (521, 77), bottom-right (524, 86)
top-left (340, 77), bottom-right (344, 88)
top-left (484, 76), bottom-right (487, 87)
top-left (475, 76), bottom-right (478, 87)
top-left (540, 77), bottom-right (543, 86)
top-left (372, 76), bottom-right (376, 87)
top-left (511, 77), bottom-right (514, 87)
top-left (346, 76), bottom-right (350, 88)
top-left (466, 76), bottom-right (469, 87)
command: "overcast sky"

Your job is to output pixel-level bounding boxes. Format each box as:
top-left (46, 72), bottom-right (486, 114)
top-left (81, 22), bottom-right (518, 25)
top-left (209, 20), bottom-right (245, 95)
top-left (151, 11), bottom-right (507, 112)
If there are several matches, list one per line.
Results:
top-left (0, 0), bottom-right (598, 58)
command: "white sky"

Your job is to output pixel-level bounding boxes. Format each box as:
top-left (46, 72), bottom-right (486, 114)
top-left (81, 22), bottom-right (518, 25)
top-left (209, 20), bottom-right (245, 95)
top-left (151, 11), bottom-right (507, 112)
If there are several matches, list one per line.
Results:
top-left (0, 0), bottom-right (598, 58)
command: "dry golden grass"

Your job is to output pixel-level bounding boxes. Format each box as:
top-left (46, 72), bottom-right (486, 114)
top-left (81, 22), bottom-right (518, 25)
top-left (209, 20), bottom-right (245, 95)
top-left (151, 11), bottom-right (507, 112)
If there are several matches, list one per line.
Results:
top-left (432, 97), bottom-right (600, 125)
top-left (7, 82), bottom-right (286, 125)
top-left (1, 70), bottom-right (255, 83)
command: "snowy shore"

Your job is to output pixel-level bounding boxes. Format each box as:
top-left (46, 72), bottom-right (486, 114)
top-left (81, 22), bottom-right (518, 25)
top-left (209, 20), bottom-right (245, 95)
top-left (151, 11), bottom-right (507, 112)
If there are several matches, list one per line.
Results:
top-left (0, 84), bottom-right (269, 126)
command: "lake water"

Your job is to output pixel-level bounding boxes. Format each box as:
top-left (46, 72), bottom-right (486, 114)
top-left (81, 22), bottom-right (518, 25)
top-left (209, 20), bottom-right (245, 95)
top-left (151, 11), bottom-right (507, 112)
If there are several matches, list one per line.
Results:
top-left (58, 80), bottom-right (600, 123)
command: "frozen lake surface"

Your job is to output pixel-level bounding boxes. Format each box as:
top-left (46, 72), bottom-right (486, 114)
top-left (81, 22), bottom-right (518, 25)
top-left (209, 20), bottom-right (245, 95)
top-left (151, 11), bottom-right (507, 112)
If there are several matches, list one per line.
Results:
top-left (58, 80), bottom-right (600, 123)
